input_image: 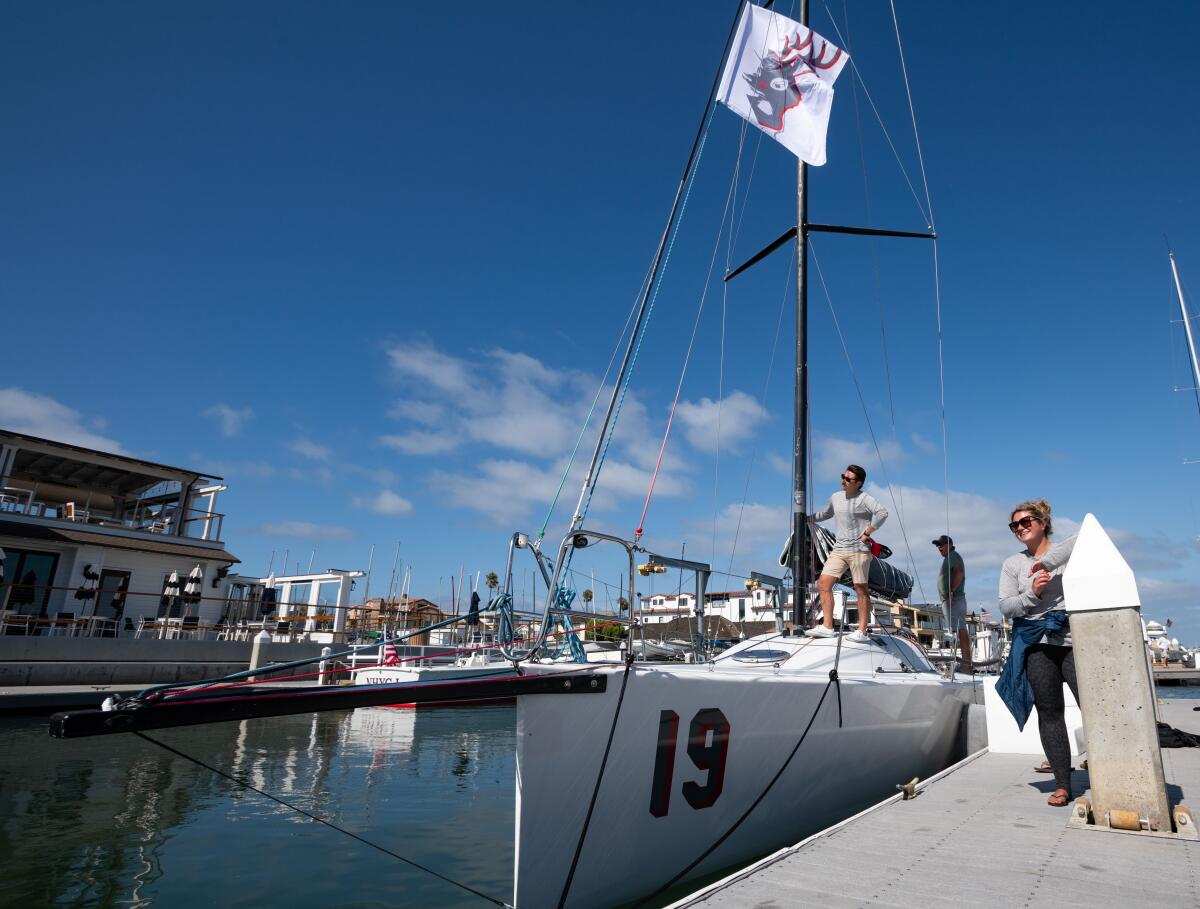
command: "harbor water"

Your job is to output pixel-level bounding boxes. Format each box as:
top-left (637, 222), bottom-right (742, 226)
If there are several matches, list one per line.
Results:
top-left (5, 689), bottom-right (1198, 908)
top-left (0, 705), bottom-right (515, 908)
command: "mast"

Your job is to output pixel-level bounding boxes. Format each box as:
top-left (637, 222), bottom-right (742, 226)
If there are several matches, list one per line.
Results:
top-left (789, 0), bottom-right (811, 628)
top-left (1170, 250), bottom-right (1200, 428)
top-left (1170, 250), bottom-right (1200, 466)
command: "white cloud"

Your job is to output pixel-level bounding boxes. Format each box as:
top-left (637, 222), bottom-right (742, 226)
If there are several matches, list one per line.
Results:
top-left (812, 432), bottom-right (904, 486)
top-left (0, 388), bottom-right (126, 453)
top-left (387, 341), bottom-right (476, 395)
top-left (354, 489), bottom-right (414, 515)
top-left (382, 341), bottom-right (609, 460)
top-left (245, 521), bottom-right (355, 541)
top-left (766, 453), bottom-right (791, 475)
top-left (287, 438), bottom-right (332, 461)
top-left (389, 400), bottom-right (446, 426)
top-left (189, 456), bottom-right (275, 479)
top-left (674, 390), bottom-right (768, 453)
top-left (428, 452), bottom-right (689, 527)
top-left (381, 430), bottom-right (460, 455)
top-left (910, 432), bottom-right (939, 455)
top-left (429, 459), bottom-right (563, 526)
top-left (203, 403), bottom-right (253, 437)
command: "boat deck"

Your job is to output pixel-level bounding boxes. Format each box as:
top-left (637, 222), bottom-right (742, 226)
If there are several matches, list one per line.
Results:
top-left (669, 700), bottom-right (1200, 908)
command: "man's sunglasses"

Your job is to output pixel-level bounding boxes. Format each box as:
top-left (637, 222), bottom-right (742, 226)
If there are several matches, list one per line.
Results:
top-left (1008, 515), bottom-right (1037, 533)
top-left (840, 474), bottom-right (858, 483)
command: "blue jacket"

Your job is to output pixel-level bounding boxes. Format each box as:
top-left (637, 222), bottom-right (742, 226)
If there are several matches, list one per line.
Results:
top-left (996, 610), bottom-right (1071, 730)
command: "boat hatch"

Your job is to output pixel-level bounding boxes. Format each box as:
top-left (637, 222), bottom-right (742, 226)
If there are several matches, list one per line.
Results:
top-left (731, 648), bottom-right (793, 663)
top-left (878, 634), bottom-right (937, 672)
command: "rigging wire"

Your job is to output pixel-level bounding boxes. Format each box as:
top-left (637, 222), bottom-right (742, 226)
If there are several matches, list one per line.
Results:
top-left (537, 257), bottom-right (657, 544)
top-left (133, 732), bottom-right (512, 908)
top-left (835, 0), bottom-right (917, 585)
top-left (634, 115), bottom-right (747, 540)
top-left (723, 249), bottom-right (794, 579)
top-left (819, 2), bottom-right (930, 229)
top-left (886, 0), bottom-right (953, 550)
top-left (577, 112), bottom-right (716, 539)
top-left (810, 240), bottom-right (928, 603)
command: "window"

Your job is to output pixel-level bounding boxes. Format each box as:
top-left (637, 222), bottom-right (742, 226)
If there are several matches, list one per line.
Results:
top-left (0, 548), bottom-right (60, 617)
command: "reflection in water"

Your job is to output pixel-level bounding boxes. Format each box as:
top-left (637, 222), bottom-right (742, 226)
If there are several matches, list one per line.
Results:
top-left (0, 706), bottom-right (516, 908)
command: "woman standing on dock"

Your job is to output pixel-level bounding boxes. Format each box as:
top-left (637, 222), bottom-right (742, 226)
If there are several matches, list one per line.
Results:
top-left (996, 499), bottom-right (1078, 807)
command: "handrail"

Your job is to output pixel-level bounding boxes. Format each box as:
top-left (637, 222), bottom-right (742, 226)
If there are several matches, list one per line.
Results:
top-left (500, 527), bottom-right (639, 663)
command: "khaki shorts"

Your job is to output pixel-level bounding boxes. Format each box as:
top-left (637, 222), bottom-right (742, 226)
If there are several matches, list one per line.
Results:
top-left (821, 550), bottom-right (872, 584)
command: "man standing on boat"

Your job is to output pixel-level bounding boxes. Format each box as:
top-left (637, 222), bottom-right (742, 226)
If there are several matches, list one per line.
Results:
top-left (934, 535), bottom-right (971, 672)
top-left (806, 465), bottom-right (888, 642)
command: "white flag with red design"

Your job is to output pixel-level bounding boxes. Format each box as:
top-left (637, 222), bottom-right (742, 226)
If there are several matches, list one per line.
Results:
top-left (381, 640), bottom-right (400, 666)
top-left (717, 4), bottom-right (850, 166)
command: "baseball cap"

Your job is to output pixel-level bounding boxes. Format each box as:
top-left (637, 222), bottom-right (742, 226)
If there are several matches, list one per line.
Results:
top-left (931, 535), bottom-right (953, 546)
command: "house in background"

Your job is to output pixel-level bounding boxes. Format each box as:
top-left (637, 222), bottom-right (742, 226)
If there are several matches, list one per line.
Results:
top-left (0, 429), bottom-right (239, 634)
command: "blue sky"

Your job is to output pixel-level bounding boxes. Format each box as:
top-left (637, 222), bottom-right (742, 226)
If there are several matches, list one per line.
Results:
top-left (4, 2), bottom-right (1200, 639)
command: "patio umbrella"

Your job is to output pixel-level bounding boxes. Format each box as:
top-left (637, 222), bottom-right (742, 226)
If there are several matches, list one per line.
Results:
top-left (259, 585), bottom-right (278, 616)
top-left (160, 570), bottom-right (181, 618)
top-left (183, 564), bottom-right (204, 609)
top-left (74, 564), bottom-right (100, 603)
top-left (467, 590), bottom-right (481, 626)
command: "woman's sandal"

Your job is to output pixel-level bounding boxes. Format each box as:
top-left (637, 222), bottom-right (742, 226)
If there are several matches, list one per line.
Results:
top-left (1034, 760), bottom-right (1052, 773)
top-left (1047, 788), bottom-right (1070, 807)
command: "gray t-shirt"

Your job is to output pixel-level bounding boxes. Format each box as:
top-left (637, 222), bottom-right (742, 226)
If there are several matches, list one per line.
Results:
top-left (998, 534), bottom-right (1077, 646)
top-left (809, 490), bottom-right (888, 553)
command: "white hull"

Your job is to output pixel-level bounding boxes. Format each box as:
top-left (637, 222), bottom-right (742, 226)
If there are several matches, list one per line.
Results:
top-left (514, 633), bottom-right (976, 908)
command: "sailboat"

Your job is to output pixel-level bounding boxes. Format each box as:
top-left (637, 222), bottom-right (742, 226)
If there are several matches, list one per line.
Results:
top-left (49, 4), bottom-right (978, 907)
top-left (502, 4), bottom-right (978, 904)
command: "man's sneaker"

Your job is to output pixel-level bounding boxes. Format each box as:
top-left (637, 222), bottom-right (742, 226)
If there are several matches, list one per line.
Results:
top-left (804, 625), bottom-right (838, 638)
top-left (845, 630), bottom-right (871, 643)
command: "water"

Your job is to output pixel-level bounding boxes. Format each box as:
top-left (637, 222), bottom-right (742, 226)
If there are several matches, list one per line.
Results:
top-left (1157, 685), bottom-right (1200, 699)
top-left (0, 706), bottom-right (515, 908)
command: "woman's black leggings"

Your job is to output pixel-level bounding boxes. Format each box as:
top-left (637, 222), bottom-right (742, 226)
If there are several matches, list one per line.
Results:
top-left (1025, 644), bottom-right (1080, 792)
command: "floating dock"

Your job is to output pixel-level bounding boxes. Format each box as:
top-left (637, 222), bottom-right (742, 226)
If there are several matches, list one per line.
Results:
top-left (669, 699), bottom-right (1200, 908)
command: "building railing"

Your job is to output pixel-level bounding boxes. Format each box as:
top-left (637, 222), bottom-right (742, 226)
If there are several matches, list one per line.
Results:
top-left (0, 489), bottom-right (225, 543)
top-left (0, 580), bottom-right (456, 645)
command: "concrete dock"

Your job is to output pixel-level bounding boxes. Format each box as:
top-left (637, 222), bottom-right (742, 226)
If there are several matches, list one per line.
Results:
top-left (669, 700), bottom-right (1200, 908)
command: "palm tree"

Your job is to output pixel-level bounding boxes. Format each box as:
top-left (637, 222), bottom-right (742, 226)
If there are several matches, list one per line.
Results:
top-left (582, 588), bottom-right (593, 611)
top-left (485, 571), bottom-right (499, 597)
top-left (618, 596), bottom-right (629, 613)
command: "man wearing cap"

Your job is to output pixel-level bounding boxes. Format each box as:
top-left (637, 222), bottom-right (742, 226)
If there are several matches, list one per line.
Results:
top-left (934, 535), bottom-right (970, 672)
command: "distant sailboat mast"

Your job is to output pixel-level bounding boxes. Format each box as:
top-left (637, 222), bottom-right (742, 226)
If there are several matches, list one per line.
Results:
top-left (1169, 250), bottom-right (1200, 459)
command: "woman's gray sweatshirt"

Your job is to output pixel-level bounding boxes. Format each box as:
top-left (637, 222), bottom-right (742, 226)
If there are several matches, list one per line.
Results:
top-left (998, 534), bottom-right (1077, 647)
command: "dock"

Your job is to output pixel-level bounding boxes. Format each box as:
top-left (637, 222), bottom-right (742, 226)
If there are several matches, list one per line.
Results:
top-left (668, 699), bottom-right (1200, 908)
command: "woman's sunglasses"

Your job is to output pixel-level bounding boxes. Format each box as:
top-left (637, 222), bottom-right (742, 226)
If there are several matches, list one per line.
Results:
top-left (1008, 515), bottom-right (1037, 533)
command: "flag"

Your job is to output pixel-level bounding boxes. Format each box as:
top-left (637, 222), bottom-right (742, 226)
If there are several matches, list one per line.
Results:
top-left (717, 4), bottom-right (849, 166)
top-left (981, 608), bottom-right (992, 619)
top-left (381, 640), bottom-right (400, 667)
top-left (1166, 618), bottom-right (1174, 629)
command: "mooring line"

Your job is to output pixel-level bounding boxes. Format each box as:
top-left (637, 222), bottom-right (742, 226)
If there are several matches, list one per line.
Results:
top-left (556, 660), bottom-right (636, 909)
top-left (134, 732), bottom-right (512, 908)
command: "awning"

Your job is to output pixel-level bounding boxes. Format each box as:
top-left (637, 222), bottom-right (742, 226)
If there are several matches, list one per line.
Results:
top-left (0, 519), bottom-right (239, 564)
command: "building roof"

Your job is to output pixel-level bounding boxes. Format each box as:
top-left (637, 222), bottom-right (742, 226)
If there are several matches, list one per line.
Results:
top-left (0, 519), bottom-right (239, 564)
top-left (0, 429), bottom-right (221, 492)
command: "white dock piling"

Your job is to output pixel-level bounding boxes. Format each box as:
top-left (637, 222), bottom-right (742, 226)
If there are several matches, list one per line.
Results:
top-left (1063, 513), bottom-right (1172, 831)
top-left (248, 627), bottom-right (272, 681)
